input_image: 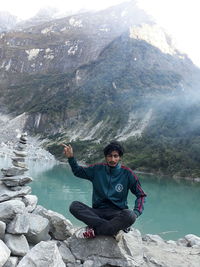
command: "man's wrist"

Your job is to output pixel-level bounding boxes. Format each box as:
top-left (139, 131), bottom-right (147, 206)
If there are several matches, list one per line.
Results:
top-left (133, 210), bottom-right (140, 218)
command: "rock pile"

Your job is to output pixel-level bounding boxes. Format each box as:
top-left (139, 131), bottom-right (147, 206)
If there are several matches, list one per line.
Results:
top-left (0, 134), bottom-right (200, 267)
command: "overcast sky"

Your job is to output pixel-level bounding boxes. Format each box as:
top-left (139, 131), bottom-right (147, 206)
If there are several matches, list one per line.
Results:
top-left (0, 0), bottom-right (200, 67)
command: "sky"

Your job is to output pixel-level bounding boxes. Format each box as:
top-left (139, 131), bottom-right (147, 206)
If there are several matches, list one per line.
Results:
top-left (0, 0), bottom-right (200, 67)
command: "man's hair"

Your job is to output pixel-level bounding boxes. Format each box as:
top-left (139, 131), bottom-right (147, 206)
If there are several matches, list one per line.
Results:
top-left (103, 141), bottom-right (124, 157)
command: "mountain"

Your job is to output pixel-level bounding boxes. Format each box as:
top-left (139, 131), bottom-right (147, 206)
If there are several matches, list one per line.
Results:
top-left (0, 11), bottom-right (17, 32)
top-left (0, 0), bottom-right (200, 178)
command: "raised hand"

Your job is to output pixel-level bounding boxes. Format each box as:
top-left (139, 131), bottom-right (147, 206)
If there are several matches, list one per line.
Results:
top-left (62, 144), bottom-right (74, 158)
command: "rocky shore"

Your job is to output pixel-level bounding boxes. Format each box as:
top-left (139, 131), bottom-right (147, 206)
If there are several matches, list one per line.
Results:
top-left (0, 134), bottom-right (200, 267)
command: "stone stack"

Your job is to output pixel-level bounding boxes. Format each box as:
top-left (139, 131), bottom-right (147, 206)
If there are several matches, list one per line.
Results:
top-left (0, 134), bottom-right (73, 267)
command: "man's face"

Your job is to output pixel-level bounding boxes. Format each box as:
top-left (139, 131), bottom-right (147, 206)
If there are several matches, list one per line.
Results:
top-left (106, 150), bottom-right (121, 167)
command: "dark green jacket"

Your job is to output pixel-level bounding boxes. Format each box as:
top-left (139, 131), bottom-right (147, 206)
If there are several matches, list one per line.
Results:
top-left (68, 157), bottom-right (146, 217)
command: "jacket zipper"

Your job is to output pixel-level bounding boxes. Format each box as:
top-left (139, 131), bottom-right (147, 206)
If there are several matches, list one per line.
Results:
top-left (107, 168), bottom-right (112, 197)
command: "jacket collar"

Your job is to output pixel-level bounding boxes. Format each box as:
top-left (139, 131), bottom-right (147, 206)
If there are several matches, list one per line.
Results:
top-left (105, 163), bottom-right (121, 176)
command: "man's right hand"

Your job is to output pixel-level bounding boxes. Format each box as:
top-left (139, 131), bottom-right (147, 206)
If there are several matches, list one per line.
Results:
top-left (62, 144), bottom-right (74, 158)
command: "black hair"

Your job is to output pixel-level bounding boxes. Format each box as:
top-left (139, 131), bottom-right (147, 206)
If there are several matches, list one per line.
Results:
top-left (103, 141), bottom-right (124, 157)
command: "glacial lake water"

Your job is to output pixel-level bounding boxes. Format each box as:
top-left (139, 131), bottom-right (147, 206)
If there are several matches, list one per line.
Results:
top-left (1, 157), bottom-right (200, 241)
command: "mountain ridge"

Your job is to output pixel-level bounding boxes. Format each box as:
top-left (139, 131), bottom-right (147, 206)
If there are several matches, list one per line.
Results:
top-left (0, 1), bottom-right (200, 178)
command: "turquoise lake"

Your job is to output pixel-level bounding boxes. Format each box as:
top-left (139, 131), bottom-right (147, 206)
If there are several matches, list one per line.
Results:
top-left (1, 157), bottom-right (200, 241)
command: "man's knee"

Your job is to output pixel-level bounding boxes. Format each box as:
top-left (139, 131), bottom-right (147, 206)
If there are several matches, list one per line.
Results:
top-left (69, 201), bottom-right (82, 214)
top-left (121, 209), bottom-right (136, 225)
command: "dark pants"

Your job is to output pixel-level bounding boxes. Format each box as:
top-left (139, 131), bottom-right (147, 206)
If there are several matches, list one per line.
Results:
top-left (69, 201), bottom-right (136, 236)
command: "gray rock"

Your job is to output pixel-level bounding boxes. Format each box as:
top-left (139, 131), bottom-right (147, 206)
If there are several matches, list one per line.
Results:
top-left (25, 213), bottom-right (50, 244)
top-left (143, 240), bottom-right (200, 267)
top-left (3, 256), bottom-right (19, 267)
top-left (17, 241), bottom-right (65, 267)
top-left (22, 195), bottom-right (38, 212)
top-left (12, 157), bottom-right (25, 162)
top-left (33, 205), bottom-right (73, 240)
top-left (83, 260), bottom-right (95, 267)
top-left (184, 234), bottom-right (200, 247)
top-left (4, 233), bottom-right (29, 256)
top-left (15, 143), bottom-right (27, 151)
top-left (19, 140), bottom-right (27, 145)
top-left (12, 161), bottom-right (27, 168)
top-left (69, 229), bottom-right (144, 266)
top-left (0, 220), bottom-right (6, 239)
top-left (1, 176), bottom-right (33, 187)
top-left (13, 151), bottom-right (27, 157)
top-left (1, 167), bottom-right (28, 177)
top-left (142, 234), bottom-right (165, 245)
top-left (0, 240), bottom-right (11, 266)
top-left (177, 238), bottom-right (188, 247)
top-left (56, 241), bottom-right (76, 264)
top-left (20, 136), bottom-right (28, 142)
top-left (166, 240), bottom-right (177, 246)
top-left (7, 213), bottom-right (29, 234)
top-left (0, 183), bottom-right (31, 202)
top-left (0, 199), bottom-right (25, 223)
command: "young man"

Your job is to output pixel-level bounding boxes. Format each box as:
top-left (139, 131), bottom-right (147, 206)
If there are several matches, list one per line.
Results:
top-left (63, 141), bottom-right (146, 240)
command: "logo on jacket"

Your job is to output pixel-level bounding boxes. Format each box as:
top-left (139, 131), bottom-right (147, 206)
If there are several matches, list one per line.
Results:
top-left (115, 184), bottom-right (123, 192)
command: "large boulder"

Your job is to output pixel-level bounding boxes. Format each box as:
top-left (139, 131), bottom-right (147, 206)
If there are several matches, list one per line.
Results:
top-left (3, 256), bottom-right (19, 267)
top-left (17, 241), bottom-right (65, 267)
top-left (7, 213), bottom-right (29, 234)
top-left (0, 199), bottom-right (25, 223)
top-left (0, 220), bottom-right (6, 239)
top-left (184, 234), bottom-right (200, 247)
top-left (54, 240), bottom-right (76, 264)
top-left (4, 233), bottom-right (29, 256)
top-left (33, 205), bottom-right (73, 240)
top-left (25, 213), bottom-right (50, 244)
top-left (0, 240), bottom-right (11, 266)
top-left (142, 240), bottom-right (200, 267)
top-left (68, 229), bottom-right (144, 267)
top-left (0, 183), bottom-right (31, 202)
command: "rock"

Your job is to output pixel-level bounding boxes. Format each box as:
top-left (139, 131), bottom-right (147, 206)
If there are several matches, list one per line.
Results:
top-left (1, 175), bottom-right (33, 187)
top-left (15, 143), bottom-right (27, 151)
top-left (17, 241), bottom-right (65, 267)
top-left (184, 234), bottom-right (200, 247)
top-left (0, 183), bottom-right (31, 202)
top-left (19, 140), bottom-right (27, 145)
top-left (143, 240), bottom-right (200, 267)
top-left (33, 205), bottom-right (73, 240)
top-left (56, 240), bottom-right (76, 264)
top-left (25, 213), bottom-right (50, 244)
top-left (166, 240), bottom-right (177, 246)
top-left (20, 136), bottom-right (28, 142)
top-left (12, 161), bottom-right (27, 168)
top-left (0, 199), bottom-right (25, 223)
top-left (142, 234), bottom-right (165, 245)
top-left (83, 260), bottom-right (94, 267)
top-left (7, 213), bottom-right (29, 234)
top-left (13, 151), bottom-right (27, 157)
top-left (4, 233), bottom-right (29, 256)
top-left (22, 195), bottom-right (38, 212)
top-left (0, 220), bottom-right (6, 239)
top-left (69, 229), bottom-right (144, 266)
top-left (0, 240), bottom-right (11, 266)
top-left (177, 238), bottom-right (188, 247)
top-left (11, 157), bottom-right (25, 162)
top-left (3, 256), bottom-right (19, 267)
top-left (1, 167), bottom-right (28, 177)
